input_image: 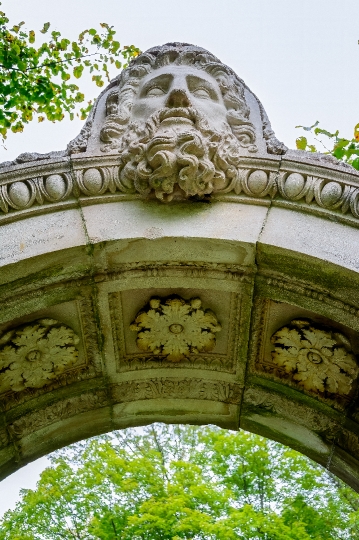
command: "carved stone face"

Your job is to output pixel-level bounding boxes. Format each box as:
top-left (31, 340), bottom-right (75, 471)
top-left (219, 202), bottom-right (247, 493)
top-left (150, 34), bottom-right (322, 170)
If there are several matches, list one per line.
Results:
top-left (130, 65), bottom-right (229, 132)
top-left (111, 64), bottom-right (246, 201)
top-left (98, 46), bottom-right (269, 200)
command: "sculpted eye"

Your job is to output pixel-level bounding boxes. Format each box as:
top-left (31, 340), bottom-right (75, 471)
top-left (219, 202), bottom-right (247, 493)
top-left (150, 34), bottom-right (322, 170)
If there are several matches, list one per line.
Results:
top-left (192, 87), bottom-right (211, 99)
top-left (146, 87), bottom-right (166, 97)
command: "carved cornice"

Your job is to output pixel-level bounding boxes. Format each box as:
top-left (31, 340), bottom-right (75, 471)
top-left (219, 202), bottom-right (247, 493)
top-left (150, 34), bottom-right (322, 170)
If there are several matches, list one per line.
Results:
top-left (0, 155), bottom-right (359, 227)
top-left (337, 429), bottom-right (359, 458)
top-left (102, 262), bottom-right (254, 283)
top-left (0, 428), bottom-right (8, 450)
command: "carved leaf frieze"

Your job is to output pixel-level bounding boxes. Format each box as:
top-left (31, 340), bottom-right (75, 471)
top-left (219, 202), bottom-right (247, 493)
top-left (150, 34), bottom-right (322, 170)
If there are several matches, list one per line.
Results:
top-left (8, 390), bottom-right (108, 438)
top-left (270, 319), bottom-right (359, 397)
top-left (130, 296), bottom-right (221, 362)
top-left (0, 428), bottom-right (8, 449)
top-left (112, 378), bottom-right (242, 404)
top-left (0, 319), bottom-right (80, 394)
top-left (337, 430), bottom-right (359, 458)
top-left (244, 387), bottom-right (338, 435)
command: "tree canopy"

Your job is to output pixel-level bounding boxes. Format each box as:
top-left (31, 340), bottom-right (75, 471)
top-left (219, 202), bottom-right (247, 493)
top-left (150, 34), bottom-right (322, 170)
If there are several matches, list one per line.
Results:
top-left (0, 4), bottom-right (139, 142)
top-left (1, 423), bottom-right (359, 539)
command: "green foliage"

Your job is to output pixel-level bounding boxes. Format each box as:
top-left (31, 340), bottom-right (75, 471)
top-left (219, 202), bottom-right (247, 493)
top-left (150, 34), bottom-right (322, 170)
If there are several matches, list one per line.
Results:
top-left (1, 424), bottom-right (359, 539)
top-left (0, 4), bottom-right (140, 142)
top-left (296, 121), bottom-right (359, 170)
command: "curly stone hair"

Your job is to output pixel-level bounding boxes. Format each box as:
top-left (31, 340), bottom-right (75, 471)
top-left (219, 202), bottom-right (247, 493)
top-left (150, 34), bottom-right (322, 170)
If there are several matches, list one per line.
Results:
top-left (68, 43), bottom-right (286, 155)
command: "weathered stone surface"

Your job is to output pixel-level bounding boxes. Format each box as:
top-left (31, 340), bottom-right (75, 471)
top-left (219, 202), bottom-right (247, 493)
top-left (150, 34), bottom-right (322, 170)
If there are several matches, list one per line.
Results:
top-left (1, 43), bottom-right (359, 492)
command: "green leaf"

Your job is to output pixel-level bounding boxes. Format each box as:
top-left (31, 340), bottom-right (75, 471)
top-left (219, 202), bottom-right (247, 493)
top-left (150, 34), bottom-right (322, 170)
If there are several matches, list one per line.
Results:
top-left (334, 138), bottom-right (350, 149)
top-left (11, 22), bottom-right (25, 33)
top-left (296, 136), bottom-right (308, 150)
top-left (40, 22), bottom-right (50, 34)
top-left (333, 147), bottom-right (345, 160)
top-left (314, 127), bottom-right (339, 138)
top-left (73, 65), bottom-right (84, 79)
top-left (295, 120), bottom-right (319, 132)
top-left (59, 38), bottom-right (70, 50)
top-left (75, 92), bottom-right (84, 103)
top-left (92, 74), bottom-right (104, 87)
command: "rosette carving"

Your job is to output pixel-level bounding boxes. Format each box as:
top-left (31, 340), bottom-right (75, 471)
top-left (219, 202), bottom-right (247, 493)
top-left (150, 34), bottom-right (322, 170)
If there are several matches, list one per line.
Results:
top-left (130, 296), bottom-right (221, 362)
top-left (271, 319), bottom-right (359, 397)
top-left (0, 319), bottom-right (79, 394)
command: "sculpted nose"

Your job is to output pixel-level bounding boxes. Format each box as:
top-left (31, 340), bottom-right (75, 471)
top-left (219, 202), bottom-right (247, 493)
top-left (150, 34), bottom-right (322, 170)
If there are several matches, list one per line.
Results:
top-left (166, 89), bottom-right (191, 108)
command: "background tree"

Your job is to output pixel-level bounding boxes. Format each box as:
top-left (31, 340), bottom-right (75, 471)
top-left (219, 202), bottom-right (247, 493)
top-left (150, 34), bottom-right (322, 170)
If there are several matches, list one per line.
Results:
top-left (0, 423), bottom-right (358, 539)
top-left (0, 4), bottom-right (139, 143)
top-left (296, 121), bottom-right (359, 170)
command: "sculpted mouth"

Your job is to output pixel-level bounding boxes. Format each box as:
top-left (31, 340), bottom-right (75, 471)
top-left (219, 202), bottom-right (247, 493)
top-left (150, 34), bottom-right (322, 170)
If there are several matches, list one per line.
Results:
top-left (159, 107), bottom-right (196, 124)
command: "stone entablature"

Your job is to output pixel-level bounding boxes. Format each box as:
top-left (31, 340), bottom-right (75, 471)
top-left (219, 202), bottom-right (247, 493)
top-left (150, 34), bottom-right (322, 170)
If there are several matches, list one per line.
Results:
top-left (0, 154), bottom-right (359, 227)
top-left (1, 43), bottom-right (359, 492)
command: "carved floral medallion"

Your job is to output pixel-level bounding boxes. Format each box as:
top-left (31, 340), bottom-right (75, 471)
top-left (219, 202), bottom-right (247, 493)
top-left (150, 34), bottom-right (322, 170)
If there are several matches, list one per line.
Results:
top-left (130, 296), bottom-right (221, 362)
top-left (271, 319), bottom-right (359, 397)
top-left (0, 319), bottom-right (79, 394)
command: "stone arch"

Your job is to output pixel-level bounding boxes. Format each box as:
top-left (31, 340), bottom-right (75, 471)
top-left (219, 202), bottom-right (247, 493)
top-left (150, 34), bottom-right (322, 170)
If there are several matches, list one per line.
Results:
top-left (1, 43), bottom-right (359, 492)
top-left (1, 193), bottom-right (359, 490)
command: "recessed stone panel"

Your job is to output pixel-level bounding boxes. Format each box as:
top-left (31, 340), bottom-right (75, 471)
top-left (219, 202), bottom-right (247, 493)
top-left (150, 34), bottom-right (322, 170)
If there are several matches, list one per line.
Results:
top-left (0, 298), bottom-right (102, 411)
top-left (109, 288), bottom-right (242, 374)
top-left (250, 299), bottom-right (359, 409)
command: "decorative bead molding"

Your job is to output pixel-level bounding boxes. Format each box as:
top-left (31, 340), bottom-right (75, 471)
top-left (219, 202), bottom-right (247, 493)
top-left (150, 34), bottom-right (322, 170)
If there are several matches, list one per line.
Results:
top-left (1, 158), bottom-right (359, 226)
top-left (0, 319), bottom-right (79, 394)
top-left (270, 319), bottom-right (359, 397)
top-left (0, 172), bottom-right (73, 212)
top-left (130, 296), bottom-right (221, 362)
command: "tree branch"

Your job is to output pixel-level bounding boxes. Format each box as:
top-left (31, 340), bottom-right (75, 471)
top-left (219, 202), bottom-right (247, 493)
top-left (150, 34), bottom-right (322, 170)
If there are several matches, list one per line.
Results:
top-left (0, 52), bottom-right (102, 75)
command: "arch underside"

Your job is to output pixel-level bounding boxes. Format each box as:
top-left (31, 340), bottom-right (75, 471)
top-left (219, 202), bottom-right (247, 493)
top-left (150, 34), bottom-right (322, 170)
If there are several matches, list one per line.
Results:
top-left (1, 196), bottom-right (359, 492)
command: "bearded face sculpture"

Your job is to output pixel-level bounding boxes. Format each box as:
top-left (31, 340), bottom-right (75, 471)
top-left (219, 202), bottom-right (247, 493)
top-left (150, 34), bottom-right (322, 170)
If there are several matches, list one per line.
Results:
top-left (69, 43), bottom-right (286, 201)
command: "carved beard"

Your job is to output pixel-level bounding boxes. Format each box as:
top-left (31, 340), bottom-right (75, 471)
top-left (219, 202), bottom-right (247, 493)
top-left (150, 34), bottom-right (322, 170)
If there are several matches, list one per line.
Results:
top-left (113, 106), bottom-right (243, 201)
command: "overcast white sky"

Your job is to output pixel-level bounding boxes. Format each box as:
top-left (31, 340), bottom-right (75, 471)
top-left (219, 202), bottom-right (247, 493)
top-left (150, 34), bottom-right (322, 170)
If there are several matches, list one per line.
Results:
top-left (1, 0), bottom-right (359, 162)
top-left (0, 0), bottom-right (359, 517)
